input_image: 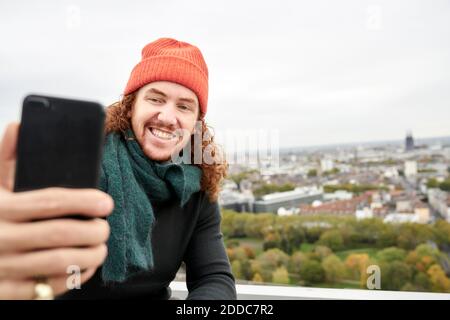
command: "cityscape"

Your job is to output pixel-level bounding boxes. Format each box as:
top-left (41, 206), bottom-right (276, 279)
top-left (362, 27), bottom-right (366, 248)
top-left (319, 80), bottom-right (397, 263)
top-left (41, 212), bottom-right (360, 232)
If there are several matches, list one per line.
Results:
top-left (215, 132), bottom-right (450, 292)
top-left (221, 132), bottom-right (450, 224)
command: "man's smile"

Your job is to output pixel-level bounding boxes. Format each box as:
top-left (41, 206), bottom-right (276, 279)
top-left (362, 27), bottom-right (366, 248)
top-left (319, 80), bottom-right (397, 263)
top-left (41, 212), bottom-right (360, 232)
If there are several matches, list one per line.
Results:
top-left (148, 126), bottom-right (176, 140)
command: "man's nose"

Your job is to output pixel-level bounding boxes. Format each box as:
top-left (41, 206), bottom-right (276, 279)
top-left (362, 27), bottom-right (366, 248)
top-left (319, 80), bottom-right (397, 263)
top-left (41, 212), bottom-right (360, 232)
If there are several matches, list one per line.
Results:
top-left (156, 104), bottom-right (177, 127)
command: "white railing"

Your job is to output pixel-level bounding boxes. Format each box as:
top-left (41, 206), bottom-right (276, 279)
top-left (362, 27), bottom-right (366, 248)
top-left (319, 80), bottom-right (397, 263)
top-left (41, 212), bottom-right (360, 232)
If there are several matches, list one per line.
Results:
top-left (169, 281), bottom-right (450, 300)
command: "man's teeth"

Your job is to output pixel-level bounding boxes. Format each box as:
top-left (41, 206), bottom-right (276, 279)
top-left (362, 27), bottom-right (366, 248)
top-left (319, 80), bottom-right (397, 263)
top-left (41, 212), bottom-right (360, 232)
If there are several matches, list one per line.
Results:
top-left (150, 127), bottom-right (176, 140)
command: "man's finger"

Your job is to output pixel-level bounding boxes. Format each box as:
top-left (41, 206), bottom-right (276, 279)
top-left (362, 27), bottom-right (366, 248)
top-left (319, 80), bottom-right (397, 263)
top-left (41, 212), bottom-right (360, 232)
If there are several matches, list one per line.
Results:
top-left (0, 267), bottom-right (97, 299)
top-left (0, 187), bottom-right (114, 222)
top-left (0, 123), bottom-right (19, 162)
top-left (0, 218), bottom-right (110, 254)
top-left (0, 244), bottom-right (107, 280)
top-left (0, 123), bottom-right (19, 191)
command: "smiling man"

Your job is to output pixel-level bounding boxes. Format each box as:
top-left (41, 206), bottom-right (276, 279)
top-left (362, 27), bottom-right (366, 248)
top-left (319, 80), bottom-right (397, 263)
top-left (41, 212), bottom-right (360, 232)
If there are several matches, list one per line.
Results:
top-left (131, 82), bottom-right (199, 162)
top-left (57, 38), bottom-right (236, 300)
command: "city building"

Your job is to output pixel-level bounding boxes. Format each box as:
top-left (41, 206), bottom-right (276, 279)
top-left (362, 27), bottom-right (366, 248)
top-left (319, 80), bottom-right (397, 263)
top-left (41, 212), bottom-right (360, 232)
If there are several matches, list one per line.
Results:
top-left (219, 179), bottom-right (254, 212)
top-left (253, 187), bottom-right (323, 214)
top-left (277, 207), bottom-right (300, 216)
top-left (404, 161), bottom-right (417, 177)
top-left (299, 193), bottom-right (371, 216)
top-left (427, 188), bottom-right (450, 222)
top-left (396, 199), bottom-right (413, 213)
top-left (384, 213), bottom-right (419, 224)
top-left (320, 158), bottom-right (334, 172)
top-left (323, 190), bottom-right (353, 201)
top-left (355, 207), bottom-right (374, 220)
top-left (405, 132), bottom-right (415, 152)
top-left (219, 190), bottom-right (254, 212)
top-left (414, 201), bottom-right (431, 224)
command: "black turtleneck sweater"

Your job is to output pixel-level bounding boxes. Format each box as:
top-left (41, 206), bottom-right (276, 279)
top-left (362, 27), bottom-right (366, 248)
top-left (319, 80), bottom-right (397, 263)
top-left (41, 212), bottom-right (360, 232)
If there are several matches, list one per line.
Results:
top-left (56, 191), bottom-right (237, 300)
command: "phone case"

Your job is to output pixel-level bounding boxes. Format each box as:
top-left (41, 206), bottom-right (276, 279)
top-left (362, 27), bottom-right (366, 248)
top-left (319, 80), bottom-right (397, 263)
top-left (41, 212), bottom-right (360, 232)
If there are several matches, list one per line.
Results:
top-left (14, 94), bottom-right (105, 192)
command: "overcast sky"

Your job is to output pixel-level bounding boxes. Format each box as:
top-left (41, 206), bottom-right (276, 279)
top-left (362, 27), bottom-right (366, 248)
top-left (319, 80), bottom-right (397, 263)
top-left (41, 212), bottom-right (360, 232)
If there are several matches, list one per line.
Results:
top-left (1, 0), bottom-right (449, 148)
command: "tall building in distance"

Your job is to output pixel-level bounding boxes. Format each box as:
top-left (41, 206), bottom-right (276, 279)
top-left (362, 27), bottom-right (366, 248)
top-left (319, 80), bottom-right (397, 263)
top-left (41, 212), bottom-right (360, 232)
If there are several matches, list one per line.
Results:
top-left (405, 131), bottom-right (415, 152)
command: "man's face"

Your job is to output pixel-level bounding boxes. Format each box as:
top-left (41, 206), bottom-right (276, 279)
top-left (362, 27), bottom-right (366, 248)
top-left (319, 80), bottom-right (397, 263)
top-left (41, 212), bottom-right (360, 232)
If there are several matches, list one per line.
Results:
top-left (130, 81), bottom-right (199, 162)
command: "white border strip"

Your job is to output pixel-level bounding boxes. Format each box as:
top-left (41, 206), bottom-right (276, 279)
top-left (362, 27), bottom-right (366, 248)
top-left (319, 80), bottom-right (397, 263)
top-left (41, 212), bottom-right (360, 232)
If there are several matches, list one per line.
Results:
top-left (169, 281), bottom-right (450, 300)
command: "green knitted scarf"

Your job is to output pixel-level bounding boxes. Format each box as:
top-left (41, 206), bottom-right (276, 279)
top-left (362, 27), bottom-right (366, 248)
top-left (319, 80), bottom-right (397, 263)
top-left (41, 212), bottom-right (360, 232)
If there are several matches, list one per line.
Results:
top-left (98, 129), bottom-right (202, 283)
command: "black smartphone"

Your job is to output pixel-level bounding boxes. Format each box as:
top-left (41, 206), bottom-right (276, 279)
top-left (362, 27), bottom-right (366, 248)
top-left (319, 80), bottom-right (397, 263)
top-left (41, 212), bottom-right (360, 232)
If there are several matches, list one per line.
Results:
top-left (14, 94), bottom-right (105, 198)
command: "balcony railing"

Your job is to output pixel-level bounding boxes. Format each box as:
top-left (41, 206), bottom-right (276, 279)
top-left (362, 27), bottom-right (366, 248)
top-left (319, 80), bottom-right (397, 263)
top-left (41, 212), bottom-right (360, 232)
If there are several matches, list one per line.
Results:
top-left (169, 281), bottom-right (450, 300)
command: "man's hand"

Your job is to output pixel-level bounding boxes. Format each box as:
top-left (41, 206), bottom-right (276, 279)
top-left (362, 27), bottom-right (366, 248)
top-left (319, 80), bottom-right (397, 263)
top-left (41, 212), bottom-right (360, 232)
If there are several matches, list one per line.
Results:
top-left (0, 123), bottom-right (113, 299)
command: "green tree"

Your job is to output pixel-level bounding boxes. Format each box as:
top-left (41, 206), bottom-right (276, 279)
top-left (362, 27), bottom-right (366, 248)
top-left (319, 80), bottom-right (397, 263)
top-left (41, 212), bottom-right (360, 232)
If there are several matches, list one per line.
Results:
top-left (242, 245), bottom-right (256, 259)
top-left (227, 246), bottom-right (255, 281)
top-left (263, 231), bottom-right (282, 251)
top-left (275, 218), bottom-right (306, 254)
top-left (439, 180), bottom-right (450, 191)
top-left (317, 230), bottom-right (344, 251)
top-left (314, 245), bottom-right (333, 260)
top-left (252, 273), bottom-right (263, 283)
top-left (221, 209), bottom-right (237, 237)
top-left (225, 239), bottom-right (241, 249)
top-left (406, 250), bottom-right (437, 273)
top-left (376, 247), bottom-right (407, 263)
top-left (233, 246), bottom-right (251, 261)
top-left (412, 272), bottom-right (432, 292)
top-left (252, 248), bottom-right (290, 282)
top-left (323, 168), bottom-right (340, 176)
top-left (380, 261), bottom-right (412, 291)
top-left (244, 213), bottom-right (275, 239)
top-left (288, 251), bottom-right (309, 275)
top-left (415, 243), bottom-right (440, 259)
top-left (345, 253), bottom-right (370, 284)
top-left (426, 178), bottom-right (450, 191)
top-left (228, 169), bottom-right (259, 188)
top-left (426, 178), bottom-right (439, 189)
top-left (240, 259), bottom-right (254, 281)
top-left (376, 224), bottom-right (397, 247)
top-left (304, 226), bottom-right (324, 243)
top-left (230, 213), bottom-right (253, 238)
top-left (418, 168), bottom-right (437, 173)
top-left (307, 169), bottom-right (317, 178)
top-left (434, 220), bottom-right (450, 247)
top-left (253, 183), bottom-right (296, 199)
top-left (231, 260), bottom-right (242, 279)
top-left (395, 245), bottom-right (444, 291)
top-left (323, 184), bottom-right (386, 194)
top-left (322, 254), bottom-right (346, 283)
top-left (300, 260), bottom-right (325, 284)
top-left (396, 224), bottom-right (434, 250)
top-left (427, 264), bottom-right (450, 292)
top-left (272, 266), bottom-right (290, 285)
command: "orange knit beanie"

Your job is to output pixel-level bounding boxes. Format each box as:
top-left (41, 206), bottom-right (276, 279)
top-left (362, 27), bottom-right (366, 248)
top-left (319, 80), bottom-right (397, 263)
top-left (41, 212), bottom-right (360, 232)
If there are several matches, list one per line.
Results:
top-left (124, 38), bottom-right (209, 117)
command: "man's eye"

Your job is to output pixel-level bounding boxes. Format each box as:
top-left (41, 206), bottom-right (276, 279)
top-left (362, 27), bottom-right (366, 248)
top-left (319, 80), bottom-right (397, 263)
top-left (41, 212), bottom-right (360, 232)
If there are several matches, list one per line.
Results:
top-left (147, 98), bottom-right (162, 103)
top-left (178, 105), bottom-right (190, 111)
